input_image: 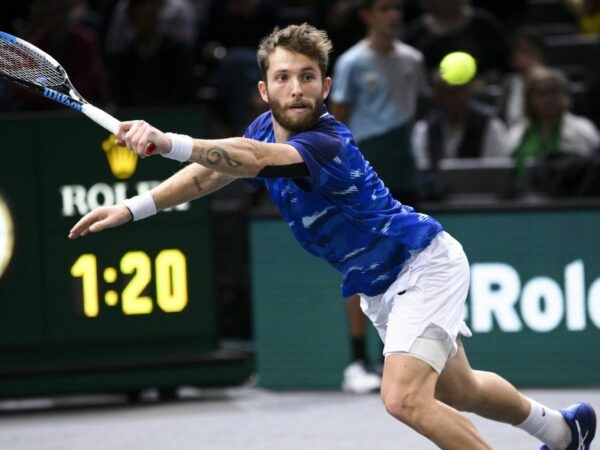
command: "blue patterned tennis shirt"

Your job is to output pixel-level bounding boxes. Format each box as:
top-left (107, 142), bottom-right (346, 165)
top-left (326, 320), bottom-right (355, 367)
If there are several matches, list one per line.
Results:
top-left (244, 108), bottom-right (443, 297)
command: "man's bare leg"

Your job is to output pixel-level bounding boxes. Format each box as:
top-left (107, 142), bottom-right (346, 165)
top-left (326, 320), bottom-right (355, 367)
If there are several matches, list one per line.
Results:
top-left (381, 352), bottom-right (492, 450)
top-left (435, 339), bottom-right (572, 450)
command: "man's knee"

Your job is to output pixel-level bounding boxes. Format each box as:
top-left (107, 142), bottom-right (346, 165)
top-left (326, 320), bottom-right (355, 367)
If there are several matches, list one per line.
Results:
top-left (382, 387), bottom-right (431, 431)
top-left (381, 353), bottom-right (439, 430)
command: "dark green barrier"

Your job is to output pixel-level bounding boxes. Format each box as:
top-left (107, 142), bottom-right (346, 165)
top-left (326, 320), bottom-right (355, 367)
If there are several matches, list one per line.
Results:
top-left (250, 206), bottom-right (600, 388)
top-left (0, 110), bottom-right (250, 398)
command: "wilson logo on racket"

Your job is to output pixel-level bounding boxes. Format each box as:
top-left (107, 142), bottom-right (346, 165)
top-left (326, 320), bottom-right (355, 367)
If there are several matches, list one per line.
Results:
top-left (102, 135), bottom-right (138, 180)
top-left (43, 88), bottom-right (83, 111)
top-left (0, 31), bottom-right (120, 136)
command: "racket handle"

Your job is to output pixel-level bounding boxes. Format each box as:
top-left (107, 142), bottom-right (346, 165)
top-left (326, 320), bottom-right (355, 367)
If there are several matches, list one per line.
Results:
top-left (82, 104), bottom-right (120, 134)
top-left (84, 104), bottom-right (157, 156)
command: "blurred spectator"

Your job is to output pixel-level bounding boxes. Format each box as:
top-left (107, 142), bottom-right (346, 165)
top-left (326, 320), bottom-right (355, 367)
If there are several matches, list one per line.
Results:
top-left (412, 71), bottom-right (506, 175)
top-left (277, 0), bottom-right (318, 26)
top-left (8, 0), bottom-right (109, 111)
top-left (0, 0), bottom-right (31, 111)
top-left (582, 48), bottom-right (600, 128)
top-left (500, 28), bottom-right (547, 127)
top-left (198, 0), bottom-right (280, 58)
top-left (330, 0), bottom-right (426, 205)
top-left (319, 0), bottom-right (421, 67)
top-left (108, 0), bottom-right (196, 107)
top-left (69, 0), bottom-right (105, 36)
top-left (321, 0), bottom-right (366, 67)
top-left (84, 0), bottom-right (123, 51)
top-left (563, 0), bottom-right (600, 35)
top-left (105, 0), bottom-right (197, 55)
top-left (403, 0), bottom-right (510, 83)
top-left (0, 0), bottom-right (34, 36)
top-left (471, 0), bottom-right (528, 29)
top-left (504, 66), bottom-right (600, 192)
top-left (328, 0), bottom-right (428, 395)
top-left (198, 0), bottom-right (279, 135)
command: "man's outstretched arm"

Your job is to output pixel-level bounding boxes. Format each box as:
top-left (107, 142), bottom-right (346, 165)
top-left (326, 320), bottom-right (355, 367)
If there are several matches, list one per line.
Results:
top-left (69, 163), bottom-right (234, 239)
top-left (118, 120), bottom-right (305, 177)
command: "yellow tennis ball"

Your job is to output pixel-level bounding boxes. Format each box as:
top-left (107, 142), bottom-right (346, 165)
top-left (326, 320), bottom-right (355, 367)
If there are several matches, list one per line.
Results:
top-left (439, 52), bottom-right (477, 85)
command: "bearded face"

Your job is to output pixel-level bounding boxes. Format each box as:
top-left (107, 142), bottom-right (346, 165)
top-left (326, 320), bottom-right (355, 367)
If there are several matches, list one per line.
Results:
top-left (259, 47), bottom-right (331, 134)
top-left (267, 91), bottom-right (325, 133)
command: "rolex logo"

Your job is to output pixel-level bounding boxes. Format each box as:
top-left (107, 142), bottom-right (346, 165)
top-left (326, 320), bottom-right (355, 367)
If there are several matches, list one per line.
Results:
top-left (102, 135), bottom-right (138, 179)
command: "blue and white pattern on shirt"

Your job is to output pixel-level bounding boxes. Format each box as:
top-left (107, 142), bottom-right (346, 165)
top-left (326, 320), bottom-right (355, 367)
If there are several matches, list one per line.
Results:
top-left (244, 109), bottom-right (443, 297)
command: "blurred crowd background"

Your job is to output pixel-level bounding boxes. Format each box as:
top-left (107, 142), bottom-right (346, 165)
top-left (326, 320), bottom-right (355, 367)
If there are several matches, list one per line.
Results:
top-left (1, 0), bottom-right (599, 137)
top-left (1, 1), bottom-right (599, 158)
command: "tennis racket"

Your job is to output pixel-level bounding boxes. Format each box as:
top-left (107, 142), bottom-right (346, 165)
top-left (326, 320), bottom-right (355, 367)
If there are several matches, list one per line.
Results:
top-left (0, 31), bottom-right (155, 153)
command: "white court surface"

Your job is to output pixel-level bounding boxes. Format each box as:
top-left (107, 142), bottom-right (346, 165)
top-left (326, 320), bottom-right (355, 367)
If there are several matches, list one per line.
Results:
top-left (0, 387), bottom-right (598, 450)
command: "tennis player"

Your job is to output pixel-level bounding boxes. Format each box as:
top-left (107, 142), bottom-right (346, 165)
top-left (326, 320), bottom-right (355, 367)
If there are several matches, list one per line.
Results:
top-left (69, 24), bottom-right (596, 450)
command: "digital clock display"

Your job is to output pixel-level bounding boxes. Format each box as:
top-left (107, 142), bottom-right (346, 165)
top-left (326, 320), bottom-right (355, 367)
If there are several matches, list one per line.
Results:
top-left (40, 224), bottom-right (214, 345)
top-left (70, 249), bottom-right (188, 318)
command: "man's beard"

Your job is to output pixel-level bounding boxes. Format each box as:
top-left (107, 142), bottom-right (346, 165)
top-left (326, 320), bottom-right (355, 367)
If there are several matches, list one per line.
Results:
top-left (269, 95), bottom-right (324, 133)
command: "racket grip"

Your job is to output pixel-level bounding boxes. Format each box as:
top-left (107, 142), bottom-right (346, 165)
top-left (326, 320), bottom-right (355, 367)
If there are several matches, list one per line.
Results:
top-left (84, 104), bottom-right (156, 155)
top-left (82, 104), bottom-right (120, 134)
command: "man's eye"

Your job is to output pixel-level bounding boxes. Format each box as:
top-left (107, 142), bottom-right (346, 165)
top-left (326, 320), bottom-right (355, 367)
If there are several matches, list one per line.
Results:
top-left (276, 74), bottom-right (288, 81)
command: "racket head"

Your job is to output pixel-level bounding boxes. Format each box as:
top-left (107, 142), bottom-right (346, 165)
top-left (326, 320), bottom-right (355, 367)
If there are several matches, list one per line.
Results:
top-left (0, 31), bottom-right (85, 108)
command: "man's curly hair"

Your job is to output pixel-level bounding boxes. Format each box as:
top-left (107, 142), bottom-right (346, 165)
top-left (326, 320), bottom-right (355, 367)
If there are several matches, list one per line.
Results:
top-left (257, 23), bottom-right (333, 81)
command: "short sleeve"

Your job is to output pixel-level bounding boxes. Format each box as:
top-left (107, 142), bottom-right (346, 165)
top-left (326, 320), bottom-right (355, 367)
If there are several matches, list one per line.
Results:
top-left (329, 53), bottom-right (354, 105)
top-left (287, 129), bottom-right (346, 189)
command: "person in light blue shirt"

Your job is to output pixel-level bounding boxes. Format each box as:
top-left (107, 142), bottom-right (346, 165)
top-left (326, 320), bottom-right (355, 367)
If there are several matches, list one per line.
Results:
top-left (69, 23), bottom-right (596, 450)
top-left (328, 0), bottom-right (430, 394)
top-left (329, 28), bottom-right (426, 144)
top-left (329, 0), bottom-right (429, 204)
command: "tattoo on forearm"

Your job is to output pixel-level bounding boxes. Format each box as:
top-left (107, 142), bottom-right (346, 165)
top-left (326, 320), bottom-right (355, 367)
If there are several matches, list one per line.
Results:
top-left (192, 176), bottom-right (202, 193)
top-left (203, 146), bottom-right (242, 167)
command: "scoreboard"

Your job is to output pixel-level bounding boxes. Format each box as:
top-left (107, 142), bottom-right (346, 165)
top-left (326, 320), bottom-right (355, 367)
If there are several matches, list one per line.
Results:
top-left (0, 109), bottom-right (251, 398)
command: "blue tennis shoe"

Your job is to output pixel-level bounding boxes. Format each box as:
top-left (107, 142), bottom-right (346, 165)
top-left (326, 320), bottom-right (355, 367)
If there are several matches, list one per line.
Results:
top-left (540, 402), bottom-right (596, 450)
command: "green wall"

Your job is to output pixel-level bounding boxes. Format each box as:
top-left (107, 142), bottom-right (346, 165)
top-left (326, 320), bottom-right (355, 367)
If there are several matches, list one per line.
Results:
top-left (250, 208), bottom-right (600, 388)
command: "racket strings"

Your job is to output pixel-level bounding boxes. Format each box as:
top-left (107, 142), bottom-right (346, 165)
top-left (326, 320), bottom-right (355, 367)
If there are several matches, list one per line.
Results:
top-left (0, 39), bottom-right (64, 87)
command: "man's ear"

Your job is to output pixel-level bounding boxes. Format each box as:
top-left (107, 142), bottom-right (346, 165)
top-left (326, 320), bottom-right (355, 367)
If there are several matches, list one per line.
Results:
top-left (322, 77), bottom-right (332, 100)
top-left (258, 81), bottom-right (269, 103)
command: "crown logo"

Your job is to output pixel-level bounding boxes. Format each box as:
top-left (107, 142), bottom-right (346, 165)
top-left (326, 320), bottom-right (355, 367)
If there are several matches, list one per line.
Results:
top-left (102, 135), bottom-right (138, 179)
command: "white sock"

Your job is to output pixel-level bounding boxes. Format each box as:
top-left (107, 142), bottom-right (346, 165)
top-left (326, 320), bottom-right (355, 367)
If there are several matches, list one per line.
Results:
top-left (516, 397), bottom-right (571, 450)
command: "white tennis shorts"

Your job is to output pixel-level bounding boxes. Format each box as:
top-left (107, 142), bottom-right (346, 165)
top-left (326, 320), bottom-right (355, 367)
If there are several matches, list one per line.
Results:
top-left (359, 231), bottom-right (472, 373)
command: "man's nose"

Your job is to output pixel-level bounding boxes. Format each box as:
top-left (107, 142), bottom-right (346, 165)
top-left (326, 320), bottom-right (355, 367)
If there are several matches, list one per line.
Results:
top-left (291, 77), bottom-right (303, 97)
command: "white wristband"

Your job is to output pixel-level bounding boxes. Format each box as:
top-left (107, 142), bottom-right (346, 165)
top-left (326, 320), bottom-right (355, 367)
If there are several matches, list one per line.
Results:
top-left (164, 132), bottom-right (194, 162)
top-left (122, 192), bottom-right (157, 221)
